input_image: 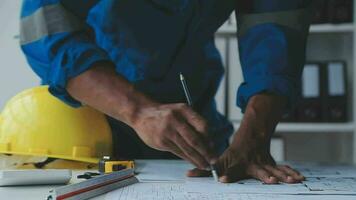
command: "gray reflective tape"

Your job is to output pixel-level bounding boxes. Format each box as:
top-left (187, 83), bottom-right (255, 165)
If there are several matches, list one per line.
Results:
top-left (20, 4), bottom-right (84, 45)
top-left (237, 2), bottom-right (316, 36)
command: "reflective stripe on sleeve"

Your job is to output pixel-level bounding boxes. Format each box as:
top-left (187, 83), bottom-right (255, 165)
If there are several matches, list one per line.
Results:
top-left (20, 3), bottom-right (84, 45)
top-left (237, 2), bottom-right (316, 36)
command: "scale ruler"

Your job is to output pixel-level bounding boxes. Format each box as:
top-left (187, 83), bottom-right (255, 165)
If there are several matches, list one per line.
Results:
top-left (47, 169), bottom-right (138, 200)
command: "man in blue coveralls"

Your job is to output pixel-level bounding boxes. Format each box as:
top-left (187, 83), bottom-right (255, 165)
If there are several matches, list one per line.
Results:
top-left (20, 0), bottom-right (316, 183)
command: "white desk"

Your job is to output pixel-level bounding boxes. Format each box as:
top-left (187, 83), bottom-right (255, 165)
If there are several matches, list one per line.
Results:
top-left (0, 160), bottom-right (356, 200)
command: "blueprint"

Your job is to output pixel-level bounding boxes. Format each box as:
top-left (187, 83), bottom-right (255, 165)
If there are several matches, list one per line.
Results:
top-left (185, 178), bottom-right (310, 194)
top-left (296, 165), bottom-right (356, 178)
top-left (304, 177), bottom-right (356, 194)
top-left (105, 182), bottom-right (185, 200)
top-left (104, 160), bottom-right (356, 200)
top-left (105, 181), bottom-right (356, 200)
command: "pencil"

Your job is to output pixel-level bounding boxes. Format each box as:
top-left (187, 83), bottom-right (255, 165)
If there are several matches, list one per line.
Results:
top-left (179, 73), bottom-right (219, 182)
top-left (179, 73), bottom-right (193, 106)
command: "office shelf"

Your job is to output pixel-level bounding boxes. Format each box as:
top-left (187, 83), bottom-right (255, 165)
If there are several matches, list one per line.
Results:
top-left (233, 122), bottom-right (355, 133)
top-left (310, 23), bottom-right (354, 33)
top-left (217, 23), bottom-right (354, 34)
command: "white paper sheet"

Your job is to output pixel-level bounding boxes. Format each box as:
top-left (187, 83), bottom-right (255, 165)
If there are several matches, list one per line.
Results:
top-left (134, 160), bottom-right (193, 182)
top-left (103, 160), bottom-right (356, 200)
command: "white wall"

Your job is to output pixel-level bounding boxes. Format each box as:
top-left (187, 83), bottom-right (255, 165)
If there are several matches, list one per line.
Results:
top-left (0, 0), bottom-right (39, 110)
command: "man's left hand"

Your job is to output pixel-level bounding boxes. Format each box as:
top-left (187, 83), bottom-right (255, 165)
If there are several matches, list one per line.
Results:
top-left (187, 144), bottom-right (305, 184)
top-left (186, 93), bottom-right (305, 184)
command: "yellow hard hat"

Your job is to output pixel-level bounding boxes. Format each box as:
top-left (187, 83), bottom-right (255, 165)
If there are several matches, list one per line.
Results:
top-left (0, 86), bottom-right (112, 164)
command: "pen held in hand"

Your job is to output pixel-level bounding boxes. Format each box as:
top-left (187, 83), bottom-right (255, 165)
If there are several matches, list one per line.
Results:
top-left (179, 72), bottom-right (219, 182)
top-left (179, 73), bottom-right (193, 107)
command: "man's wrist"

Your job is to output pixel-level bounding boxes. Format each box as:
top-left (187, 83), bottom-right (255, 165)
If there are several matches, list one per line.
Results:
top-left (231, 93), bottom-right (287, 148)
top-left (113, 84), bottom-right (158, 127)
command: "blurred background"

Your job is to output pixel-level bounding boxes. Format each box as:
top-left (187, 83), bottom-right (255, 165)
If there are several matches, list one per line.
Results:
top-left (0, 0), bottom-right (355, 164)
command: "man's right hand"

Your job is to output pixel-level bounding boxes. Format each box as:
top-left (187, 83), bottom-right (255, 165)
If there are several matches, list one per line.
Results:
top-left (131, 103), bottom-right (216, 169)
top-left (67, 63), bottom-right (215, 169)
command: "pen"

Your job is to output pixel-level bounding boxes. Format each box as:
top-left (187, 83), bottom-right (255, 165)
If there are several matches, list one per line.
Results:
top-left (179, 73), bottom-right (219, 182)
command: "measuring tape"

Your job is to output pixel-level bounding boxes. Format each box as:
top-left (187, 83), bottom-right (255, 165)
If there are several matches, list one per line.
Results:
top-left (98, 156), bottom-right (135, 174)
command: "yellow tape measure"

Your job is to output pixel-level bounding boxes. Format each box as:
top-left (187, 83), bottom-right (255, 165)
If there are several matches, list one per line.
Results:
top-left (98, 156), bottom-right (134, 174)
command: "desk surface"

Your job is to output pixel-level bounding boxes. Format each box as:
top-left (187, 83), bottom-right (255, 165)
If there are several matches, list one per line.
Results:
top-left (0, 160), bottom-right (356, 200)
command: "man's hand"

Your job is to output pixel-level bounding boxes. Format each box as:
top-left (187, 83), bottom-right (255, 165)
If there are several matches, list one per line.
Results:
top-left (187, 93), bottom-right (305, 184)
top-left (205, 144), bottom-right (304, 184)
top-left (131, 103), bottom-right (216, 169)
top-left (67, 63), bottom-right (215, 169)
top-left (187, 147), bottom-right (304, 184)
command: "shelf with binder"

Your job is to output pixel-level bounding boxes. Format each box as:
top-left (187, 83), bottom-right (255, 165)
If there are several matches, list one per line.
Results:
top-left (305, 33), bottom-right (354, 122)
top-left (281, 61), bottom-right (349, 123)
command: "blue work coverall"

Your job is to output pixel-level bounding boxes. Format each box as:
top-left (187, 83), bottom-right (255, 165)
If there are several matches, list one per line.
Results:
top-left (20, 0), bottom-right (315, 158)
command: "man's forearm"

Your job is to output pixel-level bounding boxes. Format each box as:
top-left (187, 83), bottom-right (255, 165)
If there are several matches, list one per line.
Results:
top-left (66, 61), bottom-right (156, 126)
top-left (66, 61), bottom-right (215, 169)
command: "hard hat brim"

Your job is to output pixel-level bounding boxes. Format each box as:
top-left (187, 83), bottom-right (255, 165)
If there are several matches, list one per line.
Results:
top-left (0, 150), bottom-right (99, 164)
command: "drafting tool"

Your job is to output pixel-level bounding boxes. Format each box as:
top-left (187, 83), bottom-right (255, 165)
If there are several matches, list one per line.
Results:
top-left (179, 73), bottom-right (219, 182)
top-left (0, 169), bottom-right (72, 186)
top-left (98, 156), bottom-right (135, 174)
top-left (47, 169), bottom-right (138, 200)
